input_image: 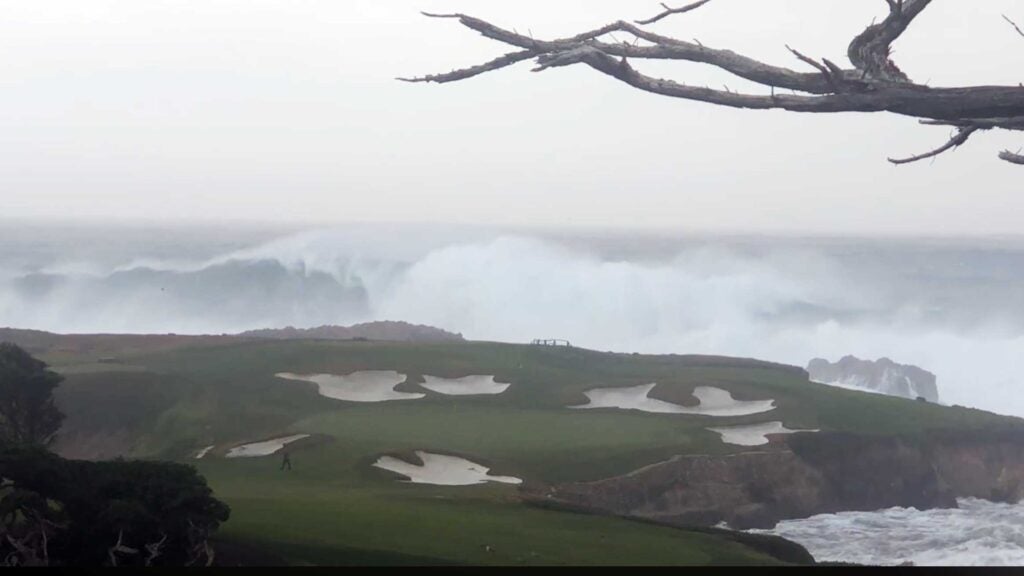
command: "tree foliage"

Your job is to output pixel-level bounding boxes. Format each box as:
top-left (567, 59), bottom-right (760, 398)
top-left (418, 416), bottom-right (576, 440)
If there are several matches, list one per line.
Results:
top-left (0, 345), bottom-right (229, 566)
top-left (0, 343), bottom-right (64, 447)
top-left (0, 447), bottom-right (230, 567)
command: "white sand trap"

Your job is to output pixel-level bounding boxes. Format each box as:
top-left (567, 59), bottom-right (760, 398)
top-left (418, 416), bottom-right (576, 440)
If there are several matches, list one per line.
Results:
top-left (686, 386), bottom-right (777, 416)
top-left (707, 421), bottom-right (820, 446)
top-left (275, 371), bottom-right (425, 402)
top-left (571, 383), bottom-right (776, 416)
top-left (419, 375), bottom-right (511, 396)
top-left (226, 434), bottom-right (310, 458)
top-left (195, 445), bottom-right (214, 459)
top-left (373, 451), bottom-right (522, 486)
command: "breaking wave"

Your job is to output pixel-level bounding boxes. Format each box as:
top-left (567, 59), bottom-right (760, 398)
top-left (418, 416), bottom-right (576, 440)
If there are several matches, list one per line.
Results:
top-left (749, 498), bottom-right (1024, 566)
top-left (2, 226), bottom-right (1024, 417)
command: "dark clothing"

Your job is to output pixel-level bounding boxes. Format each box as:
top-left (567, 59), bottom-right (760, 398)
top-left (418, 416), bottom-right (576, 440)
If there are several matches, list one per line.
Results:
top-left (280, 453), bottom-right (292, 471)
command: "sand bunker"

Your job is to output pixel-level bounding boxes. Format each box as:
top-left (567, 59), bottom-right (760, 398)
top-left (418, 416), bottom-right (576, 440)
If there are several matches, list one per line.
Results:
top-left (276, 371), bottom-right (425, 402)
top-left (195, 445), bottom-right (214, 459)
top-left (707, 421), bottom-right (819, 446)
top-left (226, 434), bottom-right (310, 458)
top-left (419, 375), bottom-right (511, 396)
top-left (571, 383), bottom-right (775, 416)
top-left (373, 451), bottom-right (522, 486)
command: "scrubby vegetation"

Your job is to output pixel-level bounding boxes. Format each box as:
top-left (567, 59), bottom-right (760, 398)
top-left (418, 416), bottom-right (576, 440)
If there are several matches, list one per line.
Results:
top-left (0, 343), bottom-right (229, 567)
top-left (1, 448), bottom-right (229, 566)
top-left (0, 343), bottom-right (64, 447)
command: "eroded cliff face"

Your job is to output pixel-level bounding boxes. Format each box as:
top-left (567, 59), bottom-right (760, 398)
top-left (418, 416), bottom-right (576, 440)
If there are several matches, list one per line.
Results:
top-left (529, 429), bottom-right (1024, 530)
top-left (926, 430), bottom-right (1024, 503)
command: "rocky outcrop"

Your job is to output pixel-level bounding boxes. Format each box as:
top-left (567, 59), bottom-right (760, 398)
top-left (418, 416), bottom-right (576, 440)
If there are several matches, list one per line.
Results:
top-left (239, 321), bottom-right (463, 343)
top-left (807, 356), bottom-right (939, 402)
top-left (527, 429), bottom-right (1024, 530)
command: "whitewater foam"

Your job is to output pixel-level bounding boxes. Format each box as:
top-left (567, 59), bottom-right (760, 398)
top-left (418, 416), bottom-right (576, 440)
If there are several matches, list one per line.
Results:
top-left (748, 498), bottom-right (1024, 566)
top-left (4, 225), bottom-right (1024, 418)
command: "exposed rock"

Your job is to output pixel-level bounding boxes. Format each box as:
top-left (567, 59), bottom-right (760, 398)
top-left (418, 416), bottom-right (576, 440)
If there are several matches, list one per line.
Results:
top-left (526, 429), bottom-right (1024, 530)
top-left (806, 356), bottom-right (939, 402)
top-left (238, 321), bottom-right (463, 343)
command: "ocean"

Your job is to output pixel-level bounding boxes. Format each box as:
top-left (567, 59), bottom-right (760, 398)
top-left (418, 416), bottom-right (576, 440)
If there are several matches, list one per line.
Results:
top-left (749, 498), bottom-right (1024, 566)
top-left (3, 219), bottom-right (1022, 416)
top-left (3, 218), bottom-right (1024, 565)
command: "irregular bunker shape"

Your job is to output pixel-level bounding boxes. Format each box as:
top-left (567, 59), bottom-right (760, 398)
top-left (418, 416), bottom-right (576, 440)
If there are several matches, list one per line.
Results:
top-left (276, 371), bottom-right (425, 402)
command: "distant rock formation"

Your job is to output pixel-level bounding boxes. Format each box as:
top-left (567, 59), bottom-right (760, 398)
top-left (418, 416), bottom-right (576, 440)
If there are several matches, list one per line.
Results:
top-left (806, 356), bottom-right (939, 402)
top-left (238, 321), bottom-right (464, 343)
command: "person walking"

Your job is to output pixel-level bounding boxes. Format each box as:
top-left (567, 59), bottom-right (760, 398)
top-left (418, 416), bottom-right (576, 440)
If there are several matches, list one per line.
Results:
top-left (280, 449), bottom-right (292, 471)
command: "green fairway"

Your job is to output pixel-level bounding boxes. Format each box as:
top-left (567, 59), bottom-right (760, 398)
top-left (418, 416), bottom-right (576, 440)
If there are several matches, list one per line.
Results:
top-left (195, 441), bottom-right (786, 566)
top-left (38, 337), bottom-right (1021, 565)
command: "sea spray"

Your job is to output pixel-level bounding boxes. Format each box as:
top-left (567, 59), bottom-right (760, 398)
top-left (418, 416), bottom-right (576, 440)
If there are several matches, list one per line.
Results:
top-left (749, 498), bottom-right (1024, 566)
top-left (2, 225), bottom-right (1024, 417)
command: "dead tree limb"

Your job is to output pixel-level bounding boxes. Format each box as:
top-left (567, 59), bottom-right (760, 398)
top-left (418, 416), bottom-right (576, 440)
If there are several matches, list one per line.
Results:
top-left (1004, 15), bottom-right (1024, 38)
top-left (107, 530), bottom-right (139, 567)
top-left (405, 1), bottom-right (1024, 165)
top-left (888, 125), bottom-right (979, 164)
top-left (144, 533), bottom-right (168, 567)
top-left (636, 0), bottom-right (714, 26)
top-left (999, 149), bottom-right (1024, 164)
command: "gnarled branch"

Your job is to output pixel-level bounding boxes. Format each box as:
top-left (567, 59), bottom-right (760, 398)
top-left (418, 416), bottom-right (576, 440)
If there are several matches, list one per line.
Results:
top-left (406, 2), bottom-right (1024, 165)
top-left (848, 0), bottom-right (932, 83)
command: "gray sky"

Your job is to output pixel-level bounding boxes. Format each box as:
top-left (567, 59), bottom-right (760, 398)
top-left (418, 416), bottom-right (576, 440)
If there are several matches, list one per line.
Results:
top-left (2, 0), bottom-right (1023, 235)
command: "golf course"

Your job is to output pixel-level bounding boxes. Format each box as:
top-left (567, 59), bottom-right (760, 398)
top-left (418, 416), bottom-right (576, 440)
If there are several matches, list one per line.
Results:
top-left (13, 332), bottom-right (1022, 566)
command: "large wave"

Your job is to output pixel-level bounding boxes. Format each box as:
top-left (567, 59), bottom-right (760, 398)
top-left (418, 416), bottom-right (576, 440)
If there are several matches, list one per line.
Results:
top-left (2, 227), bottom-right (1023, 417)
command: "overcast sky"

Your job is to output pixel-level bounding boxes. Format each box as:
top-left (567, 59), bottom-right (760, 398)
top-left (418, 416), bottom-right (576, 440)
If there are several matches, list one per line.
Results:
top-left (2, 0), bottom-right (1023, 235)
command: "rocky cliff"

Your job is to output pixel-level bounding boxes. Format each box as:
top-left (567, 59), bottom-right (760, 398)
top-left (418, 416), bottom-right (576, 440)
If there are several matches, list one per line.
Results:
top-left (807, 356), bottom-right (939, 402)
top-left (527, 428), bottom-right (1024, 530)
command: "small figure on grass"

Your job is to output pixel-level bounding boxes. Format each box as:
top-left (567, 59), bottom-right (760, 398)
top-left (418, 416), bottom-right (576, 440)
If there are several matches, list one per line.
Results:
top-left (280, 449), bottom-right (293, 471)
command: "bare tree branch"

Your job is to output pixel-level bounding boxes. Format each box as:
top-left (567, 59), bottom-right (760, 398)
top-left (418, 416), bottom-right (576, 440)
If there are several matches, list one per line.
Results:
top-left (406, 2), bottom-right (1024, 164)
top-left (999, 150), bottom-right (1024, 164)
top-left (534, 46), bottom-right (1024, 120)
top-left (636, 0), bottom-right (713, 26)
top-left (107, 530), bottom-right (139, 567)
top-left (888, 125), bottom-right (979, 164)
top-left (1003, 14), bottom-right (1024, 38)
top-left (921, 117), bottom-right (1024, 130)
top-left (405, 12), bottom-right (842, 93)
top-left (398, 49), bottom-right (539, 83)
top-left (144, 533), bottom-right (168, 567)
top-left (848, 0), bottom-right (933, 82)
top-left (185, 518), bottom-right (216, 567)
top-left (786, 45), bottom-right (832, 79)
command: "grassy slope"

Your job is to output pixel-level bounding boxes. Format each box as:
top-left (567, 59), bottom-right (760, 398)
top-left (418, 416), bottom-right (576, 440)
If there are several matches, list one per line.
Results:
top-left (196, 446), bottom-right (780, 566)
top-left (42, 338), bottom-right (1020, 566)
